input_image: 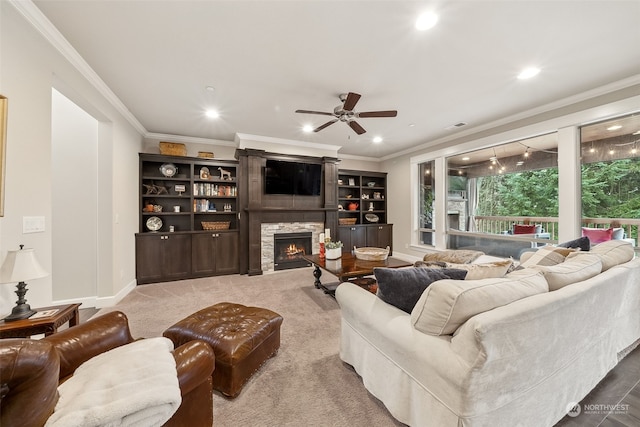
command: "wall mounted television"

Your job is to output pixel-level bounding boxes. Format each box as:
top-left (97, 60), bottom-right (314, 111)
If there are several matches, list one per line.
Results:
top-left (264, 159), bottom-right (322, 196)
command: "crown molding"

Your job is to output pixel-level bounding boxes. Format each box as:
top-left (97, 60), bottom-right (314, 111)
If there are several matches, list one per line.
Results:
top-left (9, 0), bottom-right (147, 135)
top-left (338, 153), bottom-right (381, 162)
top-left (381, 74), bottom-right (640, 162)
top-left (235, 133), bottom-right (343, 153)
top-left (145, 132), bottom-right (237, 147)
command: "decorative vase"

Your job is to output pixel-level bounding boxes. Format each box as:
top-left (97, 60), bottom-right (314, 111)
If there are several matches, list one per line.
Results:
top-left (325, 247), bottom-right (342, 260)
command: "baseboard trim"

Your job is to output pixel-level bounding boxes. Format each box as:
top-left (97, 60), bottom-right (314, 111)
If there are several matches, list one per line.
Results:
top-left (52, 279), bottom-right (137, 309)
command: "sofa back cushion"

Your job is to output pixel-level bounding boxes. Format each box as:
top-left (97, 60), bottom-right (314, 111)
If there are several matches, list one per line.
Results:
top-left (410, 270), bottom-right (548, 336)
top-left (519, 246), bottom-right (577, 268)
top-left (530, 253), bottom-right (602, 291)
top-left (589, 239), bottom-right (635, 271)
top-left (422, 249), bottom-right (484, 264)
top-left (443, 259), bottom-right (513, 280)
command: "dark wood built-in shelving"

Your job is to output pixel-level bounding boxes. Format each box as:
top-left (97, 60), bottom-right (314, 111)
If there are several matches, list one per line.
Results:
top-left (135, 153), bottom-right (240, 284)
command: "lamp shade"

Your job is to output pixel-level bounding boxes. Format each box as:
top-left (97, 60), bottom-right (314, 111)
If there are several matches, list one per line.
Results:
top-left (0, 248), bottom-right (48, 284)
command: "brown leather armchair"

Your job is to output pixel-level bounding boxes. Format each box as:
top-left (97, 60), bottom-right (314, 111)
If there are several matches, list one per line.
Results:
top-left (0, 311), bottom-right (215, 427)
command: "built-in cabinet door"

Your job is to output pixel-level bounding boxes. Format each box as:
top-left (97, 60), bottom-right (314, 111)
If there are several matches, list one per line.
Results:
top-left (192, 232), bottom-right (239, 276)
top-left (366, 224), bottom-right (393, 252)
top-left (136, 234), bottom-right (165, 283)
top-left (136, 234), bottom-right (191, 283)
top-left (191, 233), bottom-right (217, 275)
top-left (214, 232), bottom-right (239, 275)
top-left (161, 234), bottom-right (192, 280)
top-left (338, 226), bottom-right (367, 252)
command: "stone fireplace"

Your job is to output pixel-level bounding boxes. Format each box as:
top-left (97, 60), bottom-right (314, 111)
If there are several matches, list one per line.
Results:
top-left (261, 222), bottom-right (324, 272)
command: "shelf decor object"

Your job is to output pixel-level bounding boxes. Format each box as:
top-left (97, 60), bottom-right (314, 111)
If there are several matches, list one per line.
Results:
top-left (0, 245), bottom-right (49, 321)
top-left (354, 246), bottom-right (390, 261)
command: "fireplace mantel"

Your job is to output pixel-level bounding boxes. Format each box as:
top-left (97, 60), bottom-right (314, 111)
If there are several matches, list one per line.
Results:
top-left (235, 149), bottom-right (339, 275)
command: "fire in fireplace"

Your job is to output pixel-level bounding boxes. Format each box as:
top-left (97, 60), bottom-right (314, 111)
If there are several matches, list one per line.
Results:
top-left (273, 232), bottom-right (312, 271)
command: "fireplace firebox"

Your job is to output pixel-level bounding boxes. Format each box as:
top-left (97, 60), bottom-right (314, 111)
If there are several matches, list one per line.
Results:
top-left (273, 232), bottom-right (312, 271)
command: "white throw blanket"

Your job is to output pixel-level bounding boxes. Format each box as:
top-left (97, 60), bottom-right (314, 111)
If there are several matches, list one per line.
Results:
top-left (45, 337), bottom-right (181, 427)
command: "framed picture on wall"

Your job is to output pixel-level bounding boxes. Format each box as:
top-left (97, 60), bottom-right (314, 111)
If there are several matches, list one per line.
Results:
top-left (0, 95), bottom-right (7, 217)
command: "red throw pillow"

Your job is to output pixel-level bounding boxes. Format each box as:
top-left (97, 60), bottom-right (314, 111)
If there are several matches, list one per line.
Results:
top-left (513, 224), bottom-right (536, 234)
top-left (581, 227), bottom-right (613, 244)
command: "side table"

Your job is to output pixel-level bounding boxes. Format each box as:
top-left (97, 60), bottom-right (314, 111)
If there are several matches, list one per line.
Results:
top-left (0, 303), bottom-right (82, 338)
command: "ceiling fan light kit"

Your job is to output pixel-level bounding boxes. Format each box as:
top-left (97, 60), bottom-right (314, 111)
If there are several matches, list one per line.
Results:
top-left (295, 92), bottom-right (397, 135)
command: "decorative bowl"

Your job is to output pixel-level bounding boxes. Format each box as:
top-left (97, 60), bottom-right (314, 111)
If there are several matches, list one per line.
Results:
top-left (354, 246), bottom-right (390, 261)
top-left (367, 182), bottom-right (376, 187)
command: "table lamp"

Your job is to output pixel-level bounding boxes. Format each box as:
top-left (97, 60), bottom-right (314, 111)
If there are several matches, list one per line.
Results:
top-left (0, 245), bottom-right (48, 322)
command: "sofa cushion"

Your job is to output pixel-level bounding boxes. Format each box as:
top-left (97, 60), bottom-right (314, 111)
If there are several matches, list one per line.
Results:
top-left (519, 246), bottom-right (577, 268)
top-left (443, 259), bottom-right (513, 280)
top-left (410, 270), bottom-right (548, 336)
top-left (557, 236), bottom-right (591, 252)
top-left (589, 239), bottom-right (635, 271)
top-left (374, 267), bottom-right (467, 313)
top-left (422, 249), bottom-right (484, 264)
top-left (531, 253), bottom-right (602, 290)
top-left (582, 227), bottom-right (613, 244)
top-left (513, 224), bottom-right (537, 234)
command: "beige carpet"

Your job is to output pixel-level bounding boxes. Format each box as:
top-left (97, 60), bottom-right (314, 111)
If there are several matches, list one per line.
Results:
top-left (97, 267), bottom-right (404, 427)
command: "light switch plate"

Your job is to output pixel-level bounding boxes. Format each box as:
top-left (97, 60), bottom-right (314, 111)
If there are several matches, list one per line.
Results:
top-left (23, 216), bottom-right (46, 233)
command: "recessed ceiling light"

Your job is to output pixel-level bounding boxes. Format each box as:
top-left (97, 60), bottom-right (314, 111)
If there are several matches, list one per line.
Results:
top-left (607, 125), bottom-right (622, 131)
top-left (205, 86), bottom-right (215, 92)
top-left (373, 136), bottom-right (383, 143)
top-left (415, 11), bottom-right (438, 31)
top-left (205, 109), bottom-right (219, 119)
top-left (517, 67), bottom-right (540, 80)
top-left (408, 123), bottom-right (416, 127)
top-left (462, 156), bottom-right (470, 161)
top-left (302, 124), bottom-right (313, 133)
top-left (633, 130), bottom-right (640, 135)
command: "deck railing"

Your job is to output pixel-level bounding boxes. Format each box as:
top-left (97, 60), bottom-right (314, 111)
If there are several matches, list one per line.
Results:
top-left (473, 216), bottom-right (639, 246)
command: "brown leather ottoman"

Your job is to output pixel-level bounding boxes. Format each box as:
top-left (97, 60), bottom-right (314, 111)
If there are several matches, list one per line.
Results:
top-left (163, 302), bottom-right (283, 398)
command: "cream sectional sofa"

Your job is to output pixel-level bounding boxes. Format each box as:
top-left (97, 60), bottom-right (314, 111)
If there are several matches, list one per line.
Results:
top-left (335, 240), bottom-right (639, 427)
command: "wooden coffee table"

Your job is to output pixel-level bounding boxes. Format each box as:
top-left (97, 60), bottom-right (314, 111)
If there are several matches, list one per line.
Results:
top-left (302, 253), bottom-right (412, 295)
top-left (0, 303), bottom-right (81, 338)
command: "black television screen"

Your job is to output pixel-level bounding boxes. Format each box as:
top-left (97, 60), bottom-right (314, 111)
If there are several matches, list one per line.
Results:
top-left (265, 159), bottom-right (322, 196)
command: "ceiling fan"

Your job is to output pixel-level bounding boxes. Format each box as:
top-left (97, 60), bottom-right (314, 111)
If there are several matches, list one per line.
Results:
top-left (295, 92), bottom-right (397, 135)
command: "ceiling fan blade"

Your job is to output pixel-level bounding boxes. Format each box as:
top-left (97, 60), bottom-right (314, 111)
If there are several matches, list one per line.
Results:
top-left (295, 109), bottom-right (335, 116)
top-left (357, 110), bottom-right (398, 118)
top-left (314, 119), bottom-right (338, 132)
top-left (342, 92), bottom-right (361, 111)
top-left (348, 120), bottom-right (366, 135)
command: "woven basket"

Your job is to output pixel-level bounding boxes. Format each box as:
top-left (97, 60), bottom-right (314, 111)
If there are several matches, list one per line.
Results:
top-left (339, 218), bottom-right (357, 225)
top-left (197, 151), bottom-right (215, 158)
top-left (354, 246), bottom-right (390, 261)
top-left (201, 221), bottom-right (230, 231)
top-left (159, 142), bottom-right (187, 156)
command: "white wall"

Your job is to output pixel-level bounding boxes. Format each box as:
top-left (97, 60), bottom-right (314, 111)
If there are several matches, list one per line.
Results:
top-left (51, 88), bottom-right (98, 301)
top-left (0, 2), bottom-right (143, 314)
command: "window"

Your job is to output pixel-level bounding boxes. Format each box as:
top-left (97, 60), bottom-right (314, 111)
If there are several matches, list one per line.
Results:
top-left (580, 113), bottom-right (640, 246)
top-left (445, 133), bottom-right (559, 258)
top-left (418, 161), bottom-right (435, 245)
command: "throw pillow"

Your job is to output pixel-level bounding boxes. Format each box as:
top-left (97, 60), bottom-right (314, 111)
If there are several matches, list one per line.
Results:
top-left (443, 259), bottom-right (513, 280)
top-left (374, 267), bottom-right (467, 314)
top-left (513, 224), bottom-right (536, 234)
top-left (422, 249), bottom-right (484, 264)
top-left (589, 239), bottom-right (635, 271)
top-left (557, 236), bottom-right (591, 251)
top-left (519, 246), bottom-right (577, 268)
top-left (612, 227), bottom-right (625, 240)
top-left (531, 253), bottom-right (602, 291)
top-left (581, 227), bottom-right (613, 244)
top-left (410, 270), bottom-right (548, 336)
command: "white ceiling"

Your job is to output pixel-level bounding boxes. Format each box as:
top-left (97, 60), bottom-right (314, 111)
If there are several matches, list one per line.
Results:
top-left (32, 0), bottom-right (640, 158)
